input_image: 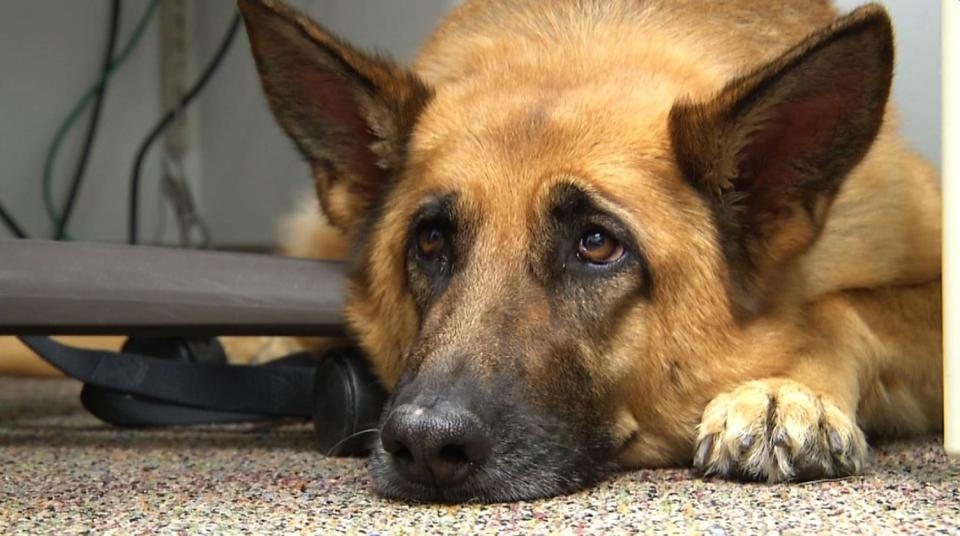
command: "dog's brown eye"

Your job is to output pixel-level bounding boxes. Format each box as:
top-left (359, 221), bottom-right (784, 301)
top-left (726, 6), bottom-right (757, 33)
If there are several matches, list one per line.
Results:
top-left (577, 230), bottom-right (624, 264)
top-left (417, 226), bottom-right (446, 258)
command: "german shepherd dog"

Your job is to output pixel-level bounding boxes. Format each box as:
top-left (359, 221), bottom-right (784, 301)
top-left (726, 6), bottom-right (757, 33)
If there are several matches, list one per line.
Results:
top-left (236, 0), bottom-right (942, 502)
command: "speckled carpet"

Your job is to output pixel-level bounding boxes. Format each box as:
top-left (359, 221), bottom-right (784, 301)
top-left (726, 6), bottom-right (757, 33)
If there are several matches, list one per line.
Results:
top-left (1, 377), bottom-right (957, 534)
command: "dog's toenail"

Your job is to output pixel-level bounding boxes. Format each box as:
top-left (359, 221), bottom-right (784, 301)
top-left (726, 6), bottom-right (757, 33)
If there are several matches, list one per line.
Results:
top-left (828, 430), bottom-right (844, 454)
top-left (772, 429), bottom-right (789, 448)
top-left (695, 434), bottom-right (715, 467)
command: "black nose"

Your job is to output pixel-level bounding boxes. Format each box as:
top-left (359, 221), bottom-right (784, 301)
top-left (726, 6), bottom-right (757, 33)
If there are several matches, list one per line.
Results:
top-left (380, 403), bottom-right (493, 487)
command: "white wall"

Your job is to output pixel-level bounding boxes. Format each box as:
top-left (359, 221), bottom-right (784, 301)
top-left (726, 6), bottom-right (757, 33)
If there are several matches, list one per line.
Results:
top-left (0, 0), bottom-right (456, 246)
top-left (943, 0), bottom-right (958, 457)
top-left (0, 0), bottom-right (941, 247)
top-left (0, 0), bottom-right (165, 242)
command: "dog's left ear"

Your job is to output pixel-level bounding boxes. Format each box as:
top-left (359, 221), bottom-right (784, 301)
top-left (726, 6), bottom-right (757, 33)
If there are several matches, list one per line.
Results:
top-left (238, 0), bottom-right (432, 230)
top-left (669, 5), bottom-right (893, 315)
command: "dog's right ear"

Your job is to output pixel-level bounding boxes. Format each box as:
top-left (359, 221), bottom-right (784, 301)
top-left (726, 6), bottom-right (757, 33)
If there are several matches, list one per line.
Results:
top-left (238, 0), bottom-right (431, 230)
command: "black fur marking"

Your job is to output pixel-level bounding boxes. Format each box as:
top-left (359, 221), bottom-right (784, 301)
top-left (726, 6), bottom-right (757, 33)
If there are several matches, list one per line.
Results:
top-left (404, 194), bottom-right (470, 316)
top-left (371, 365), bottom-right (618, 503)
top-left (542, 183), bottom-right (652, 297)
top-left (526, 182), bottom-right (653, 346)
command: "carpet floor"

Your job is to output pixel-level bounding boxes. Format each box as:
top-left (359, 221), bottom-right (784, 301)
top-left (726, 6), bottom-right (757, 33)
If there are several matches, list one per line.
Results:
top-left (1, 377), bottom-right (957, 535)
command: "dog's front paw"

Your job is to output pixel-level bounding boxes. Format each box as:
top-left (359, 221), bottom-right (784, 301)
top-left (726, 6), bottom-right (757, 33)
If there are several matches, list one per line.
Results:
top-left (694, 379), bottom-right (866, 482)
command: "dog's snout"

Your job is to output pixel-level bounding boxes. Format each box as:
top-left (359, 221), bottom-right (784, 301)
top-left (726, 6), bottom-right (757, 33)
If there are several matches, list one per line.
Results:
top-left (380, 404), bottom-right (492, 487)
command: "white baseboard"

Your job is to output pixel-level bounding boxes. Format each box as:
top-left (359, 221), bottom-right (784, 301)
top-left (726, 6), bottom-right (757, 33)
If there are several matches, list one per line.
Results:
top-left (943, 0), bottom-right (958, 457)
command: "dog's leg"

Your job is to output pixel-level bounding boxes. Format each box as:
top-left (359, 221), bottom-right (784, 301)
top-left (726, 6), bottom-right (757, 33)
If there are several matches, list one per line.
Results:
top-left (695, 299), bottom-right (874, 483)
top-left (694, 281), bottom-right (941, 482)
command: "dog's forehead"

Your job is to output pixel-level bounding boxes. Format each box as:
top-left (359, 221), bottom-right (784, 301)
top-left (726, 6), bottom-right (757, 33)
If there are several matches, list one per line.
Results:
top-left (402, 85), bottom-right (682, 227)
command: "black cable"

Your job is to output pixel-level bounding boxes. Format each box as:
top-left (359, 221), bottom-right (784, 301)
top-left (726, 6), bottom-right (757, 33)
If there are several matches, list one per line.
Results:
top-left (129, 13), bottom-right (242, 245)
top-left (56, 0), bottom-right (121, 240)
top-left (0, 200), bottom-right (28, 239)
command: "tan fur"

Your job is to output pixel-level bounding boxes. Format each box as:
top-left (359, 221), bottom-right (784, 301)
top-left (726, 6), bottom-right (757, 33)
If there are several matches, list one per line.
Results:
top-left (243, 0), bottom-right (941, 486)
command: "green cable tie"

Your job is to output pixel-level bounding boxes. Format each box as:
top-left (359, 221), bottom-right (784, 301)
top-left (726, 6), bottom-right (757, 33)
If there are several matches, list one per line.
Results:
top-left (43, 0), bottom-right (160, 239)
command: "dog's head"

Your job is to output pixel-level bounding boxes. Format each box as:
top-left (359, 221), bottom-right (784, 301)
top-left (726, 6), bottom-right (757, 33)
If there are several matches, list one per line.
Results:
top-left (238, 0), bottom-right (893, 502)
